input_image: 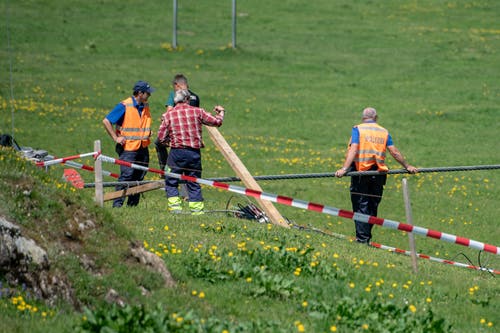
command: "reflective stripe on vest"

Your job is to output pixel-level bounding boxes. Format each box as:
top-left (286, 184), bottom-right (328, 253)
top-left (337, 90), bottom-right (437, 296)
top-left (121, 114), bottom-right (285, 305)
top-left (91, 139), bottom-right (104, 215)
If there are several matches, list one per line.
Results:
top-left (115, 97), bottom-right (151, 150)
top-left (354, 123), bottom-right (389, 172)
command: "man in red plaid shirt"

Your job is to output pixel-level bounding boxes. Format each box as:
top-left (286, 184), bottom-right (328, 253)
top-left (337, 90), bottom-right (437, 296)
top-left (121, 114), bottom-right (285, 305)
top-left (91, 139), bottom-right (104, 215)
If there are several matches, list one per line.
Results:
top-left (157, 89), bottom-right (225, 214)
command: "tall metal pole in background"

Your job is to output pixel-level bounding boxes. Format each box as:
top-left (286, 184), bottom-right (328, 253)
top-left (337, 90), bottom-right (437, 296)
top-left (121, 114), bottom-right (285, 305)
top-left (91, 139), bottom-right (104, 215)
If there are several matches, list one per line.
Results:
top-left (232, 0), bottom-right (237, 49)
top-left (6, 0), bottom-right (16, 139)
top-left (172, 0), bottom-right (178, 49)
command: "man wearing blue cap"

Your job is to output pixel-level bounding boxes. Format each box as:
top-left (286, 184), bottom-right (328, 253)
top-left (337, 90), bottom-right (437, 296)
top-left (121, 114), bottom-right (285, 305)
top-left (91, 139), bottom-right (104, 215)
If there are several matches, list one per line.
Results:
top-left (103, 80), bottom-right (155, 208)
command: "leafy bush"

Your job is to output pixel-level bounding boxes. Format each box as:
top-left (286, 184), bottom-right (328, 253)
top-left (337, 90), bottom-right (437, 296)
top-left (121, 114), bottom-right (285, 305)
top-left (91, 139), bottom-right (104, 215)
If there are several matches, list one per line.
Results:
top-left (307, 296), bottom-right (451, 333)
top-left (76, 303), bottom-right (287, 333)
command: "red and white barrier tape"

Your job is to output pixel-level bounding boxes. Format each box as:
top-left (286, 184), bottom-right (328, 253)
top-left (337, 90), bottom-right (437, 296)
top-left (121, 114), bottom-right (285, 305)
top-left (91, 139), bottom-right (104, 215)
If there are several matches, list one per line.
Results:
top-left (44, 154), bottom-right (119, 178)
top-left (63, 160), bottom-right (119, 179)
top-left (98, 154), bottom-right (500, 256)
top-left (299, 225), bottom-right (499, 274)
top-left (369, 241), bottom-right (500, 275)
top-left (35, 151), bottom-right (98, 167)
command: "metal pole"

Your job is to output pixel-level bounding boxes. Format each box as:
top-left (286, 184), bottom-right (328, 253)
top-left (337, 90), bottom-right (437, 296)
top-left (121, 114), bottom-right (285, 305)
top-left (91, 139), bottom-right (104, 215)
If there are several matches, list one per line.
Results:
top-left (173, 0), bottom-right (178, 49)
top-left (402, 178), bottom-right (418, 274)
top-left (232, 0), bottom-right (237, 48)
top-left (6, 0), bottom-right (16, 139)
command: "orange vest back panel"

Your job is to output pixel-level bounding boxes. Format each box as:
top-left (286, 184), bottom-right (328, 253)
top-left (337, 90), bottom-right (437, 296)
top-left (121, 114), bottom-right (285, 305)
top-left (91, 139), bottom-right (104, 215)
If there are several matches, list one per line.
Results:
top-left (354, 123), bottom-right (389, 172)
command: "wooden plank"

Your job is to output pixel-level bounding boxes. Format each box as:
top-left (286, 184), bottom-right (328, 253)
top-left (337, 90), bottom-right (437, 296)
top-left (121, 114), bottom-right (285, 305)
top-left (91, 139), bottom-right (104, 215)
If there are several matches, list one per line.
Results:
top-left (206, 126), bottom-right (289, 228)
top-left (103, 181), bottom-right (164, 202)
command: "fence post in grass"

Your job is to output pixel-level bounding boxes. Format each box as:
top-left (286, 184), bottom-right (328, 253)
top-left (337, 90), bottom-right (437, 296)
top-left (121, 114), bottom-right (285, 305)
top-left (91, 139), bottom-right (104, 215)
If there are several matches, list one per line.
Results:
top-left (94, 140), bottom-right (103, 207)
top-left (402, 178), bottom-right (418, 274)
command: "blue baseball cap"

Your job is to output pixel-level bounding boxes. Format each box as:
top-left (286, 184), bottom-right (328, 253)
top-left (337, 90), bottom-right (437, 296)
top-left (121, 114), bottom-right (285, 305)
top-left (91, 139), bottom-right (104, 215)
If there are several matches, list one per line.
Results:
top-left (133, 80), bottom-right (155, 93)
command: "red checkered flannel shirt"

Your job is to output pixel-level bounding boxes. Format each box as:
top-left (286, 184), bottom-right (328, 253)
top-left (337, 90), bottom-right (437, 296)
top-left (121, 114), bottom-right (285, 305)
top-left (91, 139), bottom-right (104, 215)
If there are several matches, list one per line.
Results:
top-left (157, 103), bottom-right (224, 149)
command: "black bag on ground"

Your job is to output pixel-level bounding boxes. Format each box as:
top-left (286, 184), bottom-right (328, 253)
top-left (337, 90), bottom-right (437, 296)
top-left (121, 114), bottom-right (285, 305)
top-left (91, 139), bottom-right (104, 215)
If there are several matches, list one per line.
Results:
top-left (0, 134), bottom-right (21, 151)
top-left (0, 134), bottom-right (13, 147)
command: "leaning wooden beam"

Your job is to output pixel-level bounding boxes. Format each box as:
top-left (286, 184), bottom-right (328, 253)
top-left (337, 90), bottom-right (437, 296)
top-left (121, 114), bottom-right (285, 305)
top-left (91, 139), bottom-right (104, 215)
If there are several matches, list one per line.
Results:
top-left (206, 126), bottom-right (289, 228)
top-left (103, 181), bottom-right (164, 202)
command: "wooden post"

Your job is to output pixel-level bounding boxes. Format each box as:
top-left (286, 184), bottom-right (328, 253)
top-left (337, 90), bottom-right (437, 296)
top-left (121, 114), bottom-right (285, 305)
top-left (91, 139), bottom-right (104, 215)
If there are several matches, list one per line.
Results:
top-left (103, 181), bottom-right (163, 202)
top-left (402, 178), bottom-right (418, 274)
top-left (206, 127), bottom-right (289, 228)
top-left (94, 140), bottom-right (103, 207)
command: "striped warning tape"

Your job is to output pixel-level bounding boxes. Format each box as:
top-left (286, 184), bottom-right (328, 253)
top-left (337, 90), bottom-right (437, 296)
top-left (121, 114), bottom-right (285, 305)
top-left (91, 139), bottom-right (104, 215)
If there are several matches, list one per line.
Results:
top-left (369, 241), bottom-right (499, 275)
top-left (295, 225), bottom-right (499, 275)
top-left (98, 154), bottom-right (500, 256)
top-left (64, 160), bottom-right (118, 179)
top-left (35, 151), bottom-right (98, 167)
top-left (44, 154), bottom-right (119, 179)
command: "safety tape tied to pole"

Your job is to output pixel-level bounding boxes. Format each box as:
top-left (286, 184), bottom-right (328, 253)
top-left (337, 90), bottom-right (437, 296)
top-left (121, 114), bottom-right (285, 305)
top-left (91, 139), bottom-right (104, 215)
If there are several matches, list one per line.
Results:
top-left (98, 154), bottom-right (500, 256)
top-left (45, 154), bottom-right (119, 179)
top-left (35, 151), bottom-right (99, 167)
top-left (292, 224), bottom-right (499, 275)
top-left (369, 242), bottom-right (499, 275)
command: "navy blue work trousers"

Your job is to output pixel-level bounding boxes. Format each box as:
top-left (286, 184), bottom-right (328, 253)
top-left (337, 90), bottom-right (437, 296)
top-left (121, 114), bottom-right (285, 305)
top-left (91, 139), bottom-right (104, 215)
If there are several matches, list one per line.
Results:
top-left (165, 148), bottom-right (203, 202)
top-left (113, 145), bottom-right (149, 207)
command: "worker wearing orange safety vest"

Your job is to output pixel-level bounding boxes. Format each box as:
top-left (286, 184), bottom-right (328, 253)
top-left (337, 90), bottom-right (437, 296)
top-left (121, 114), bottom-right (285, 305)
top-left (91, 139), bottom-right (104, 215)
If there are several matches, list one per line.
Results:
top-left (103, 80), bottom-right (155, 208)
top-left (115, 97), bottom-right (152, 151)
top-left (335, 107), bottom-right (418, 244)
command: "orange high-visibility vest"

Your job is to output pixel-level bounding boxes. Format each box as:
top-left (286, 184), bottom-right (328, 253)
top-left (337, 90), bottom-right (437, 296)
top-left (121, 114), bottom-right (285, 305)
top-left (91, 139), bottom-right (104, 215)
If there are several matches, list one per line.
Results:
top-left (115, 97), bottom-right (151, 151)
top-left (354, 122), bottom-right (389, 171)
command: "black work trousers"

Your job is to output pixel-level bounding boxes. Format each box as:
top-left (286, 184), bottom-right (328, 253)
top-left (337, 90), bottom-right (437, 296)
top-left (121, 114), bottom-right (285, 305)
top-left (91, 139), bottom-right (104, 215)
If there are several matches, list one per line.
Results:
top-left (154, 138), bottom-right (169, 171)
top-left (350, 174), bottom-right (386, 243)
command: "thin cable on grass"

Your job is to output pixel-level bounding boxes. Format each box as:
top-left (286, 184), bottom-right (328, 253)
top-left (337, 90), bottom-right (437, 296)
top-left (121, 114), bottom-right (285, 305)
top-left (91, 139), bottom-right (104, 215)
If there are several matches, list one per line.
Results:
top-left (449, 251), bottom-right (495, 278)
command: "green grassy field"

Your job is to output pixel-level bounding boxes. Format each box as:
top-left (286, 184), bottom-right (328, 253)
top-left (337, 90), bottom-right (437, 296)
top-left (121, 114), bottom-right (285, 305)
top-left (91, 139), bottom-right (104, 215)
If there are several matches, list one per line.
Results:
top-left (1, 0), bottom-right (499, 332)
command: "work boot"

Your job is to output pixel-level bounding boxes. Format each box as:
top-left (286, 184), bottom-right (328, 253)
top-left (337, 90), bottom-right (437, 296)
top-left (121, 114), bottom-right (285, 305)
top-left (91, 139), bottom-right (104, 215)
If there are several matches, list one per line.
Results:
top-left (356, 238), bottom-right (371, 245)
top-left (168, 196), bottom-right (183, 213)
top-left (189, 201), bottom-right (204, 215)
